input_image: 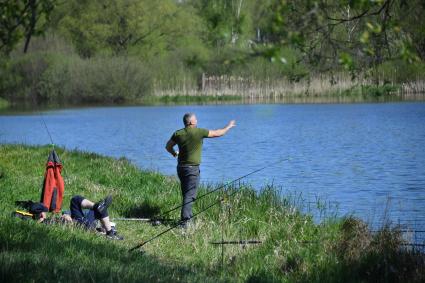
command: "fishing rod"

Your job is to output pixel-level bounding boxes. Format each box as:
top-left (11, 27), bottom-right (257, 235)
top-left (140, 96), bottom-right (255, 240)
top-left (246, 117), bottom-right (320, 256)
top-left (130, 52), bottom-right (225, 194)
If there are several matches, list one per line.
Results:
top-left (129, 158), bottom-right (289, 252)
top-left (153, 158), bottom-right (289, 220)
top-left (129, 191), bottom-right (236, 252)
top-left (112, 217), bottom-right (175, 226)
top-left (210, 240), bottom-right (262, 245)
top-left (112, 218), bottom-right (173, 221)
top-left (129, 158), bottom-right (290, 251)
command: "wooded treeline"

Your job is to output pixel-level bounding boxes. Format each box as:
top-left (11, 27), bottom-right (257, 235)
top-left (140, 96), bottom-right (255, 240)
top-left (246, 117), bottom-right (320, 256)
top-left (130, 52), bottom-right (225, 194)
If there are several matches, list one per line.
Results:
top-left (0, 0), bottom-right (424, 105)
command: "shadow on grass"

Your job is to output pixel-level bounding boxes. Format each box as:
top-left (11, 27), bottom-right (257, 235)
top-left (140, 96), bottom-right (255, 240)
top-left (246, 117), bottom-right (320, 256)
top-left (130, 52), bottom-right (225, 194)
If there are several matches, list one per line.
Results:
top-left (122, 201), bottom-right (162, 218)
top-left (0, 217), bottom-right (217, 282)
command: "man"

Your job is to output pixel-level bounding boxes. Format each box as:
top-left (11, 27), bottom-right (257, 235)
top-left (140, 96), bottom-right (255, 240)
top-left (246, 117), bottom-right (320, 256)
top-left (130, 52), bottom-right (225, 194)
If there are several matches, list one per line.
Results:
top-left (40, 195), bottom-right (123, 240)
top-left (165, 113), bottom-right (236, 227)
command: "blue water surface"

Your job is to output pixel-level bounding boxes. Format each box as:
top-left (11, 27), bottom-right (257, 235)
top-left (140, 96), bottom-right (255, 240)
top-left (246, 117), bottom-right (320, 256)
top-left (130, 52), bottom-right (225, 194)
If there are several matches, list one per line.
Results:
top-left (1, 103), bottom-right (424, 230)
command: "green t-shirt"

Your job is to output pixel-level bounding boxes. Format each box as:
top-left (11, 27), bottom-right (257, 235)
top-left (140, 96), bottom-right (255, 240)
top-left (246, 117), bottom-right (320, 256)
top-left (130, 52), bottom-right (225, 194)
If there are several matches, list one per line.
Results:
top-left (171, 127), bottom-right (209, 165)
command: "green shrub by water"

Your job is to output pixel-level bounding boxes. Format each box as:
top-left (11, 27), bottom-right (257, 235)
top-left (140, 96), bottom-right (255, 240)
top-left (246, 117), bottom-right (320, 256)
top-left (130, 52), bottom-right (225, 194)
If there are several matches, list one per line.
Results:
top-left (0, 144), bottom-right (424, 282)
top-left (0, 51), bottom-right (153, 105)
top-left (0, 97), bottom-right (9, 109)
top-left (331, 84), bottom-right (400, 98)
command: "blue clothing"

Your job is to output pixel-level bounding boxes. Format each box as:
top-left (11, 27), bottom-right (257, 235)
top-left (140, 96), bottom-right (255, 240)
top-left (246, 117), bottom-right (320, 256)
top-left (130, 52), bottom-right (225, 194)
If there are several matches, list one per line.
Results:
top-left (69, 195), bottom-right (108, 229)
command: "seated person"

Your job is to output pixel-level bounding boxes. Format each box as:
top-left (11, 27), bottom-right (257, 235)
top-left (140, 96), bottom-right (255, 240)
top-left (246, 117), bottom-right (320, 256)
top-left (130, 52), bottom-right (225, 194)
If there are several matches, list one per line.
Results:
top-left (40, 195), bottom-right (123, 240)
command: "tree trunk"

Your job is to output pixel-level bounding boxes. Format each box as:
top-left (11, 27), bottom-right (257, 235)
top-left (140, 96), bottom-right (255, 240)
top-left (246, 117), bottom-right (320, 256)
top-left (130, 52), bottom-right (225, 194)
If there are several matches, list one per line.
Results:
top-left (23, 0), bottom-right (36, 53)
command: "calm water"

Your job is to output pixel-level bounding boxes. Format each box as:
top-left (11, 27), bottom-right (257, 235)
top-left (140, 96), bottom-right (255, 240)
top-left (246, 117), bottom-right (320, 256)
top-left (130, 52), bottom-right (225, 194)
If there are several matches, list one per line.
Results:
top-left (1, 103), bottom-right (425, 230)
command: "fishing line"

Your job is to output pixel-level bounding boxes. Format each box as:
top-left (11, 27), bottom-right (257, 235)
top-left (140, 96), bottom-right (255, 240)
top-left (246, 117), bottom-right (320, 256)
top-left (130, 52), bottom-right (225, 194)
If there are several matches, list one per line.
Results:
top-left (40, 113), bottom-right (54, 146)
top-left (129, 158), bottom-right (289, 252)
top-left (155, 158), bottom-right (289, 220)
top-left (30, 86), bottom-right (55, 147)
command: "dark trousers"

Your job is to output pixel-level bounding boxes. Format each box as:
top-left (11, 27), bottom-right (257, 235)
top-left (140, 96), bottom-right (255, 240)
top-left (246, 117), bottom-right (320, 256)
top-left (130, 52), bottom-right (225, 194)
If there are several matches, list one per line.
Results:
top-left (70, 195), bottom-right (108, 229)
top-left (177, 165), bottom-right (200, 221)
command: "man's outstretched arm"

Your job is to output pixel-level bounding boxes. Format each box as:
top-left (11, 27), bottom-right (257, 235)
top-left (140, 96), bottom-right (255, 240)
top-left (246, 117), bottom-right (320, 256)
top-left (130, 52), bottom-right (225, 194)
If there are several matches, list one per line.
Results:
top-left (165, 139), bottom-right (178, 157)
top-left (208, 120), bottom-right (236, 138)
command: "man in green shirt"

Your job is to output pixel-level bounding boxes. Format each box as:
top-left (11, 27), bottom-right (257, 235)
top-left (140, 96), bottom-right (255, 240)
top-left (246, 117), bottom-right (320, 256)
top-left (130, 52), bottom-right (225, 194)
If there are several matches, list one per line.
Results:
top-left (166, 113), bottom-right (236, 226)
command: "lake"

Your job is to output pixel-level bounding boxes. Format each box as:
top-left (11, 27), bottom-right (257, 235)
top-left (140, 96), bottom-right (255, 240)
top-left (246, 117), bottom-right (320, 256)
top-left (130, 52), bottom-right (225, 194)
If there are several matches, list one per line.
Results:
top-left (1, 102), bottom-right (425, 231)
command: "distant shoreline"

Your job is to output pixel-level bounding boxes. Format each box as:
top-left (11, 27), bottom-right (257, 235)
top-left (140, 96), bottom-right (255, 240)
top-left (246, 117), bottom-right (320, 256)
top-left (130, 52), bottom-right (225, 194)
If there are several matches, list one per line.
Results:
top-left (2, 90), bottom-right (425, 112)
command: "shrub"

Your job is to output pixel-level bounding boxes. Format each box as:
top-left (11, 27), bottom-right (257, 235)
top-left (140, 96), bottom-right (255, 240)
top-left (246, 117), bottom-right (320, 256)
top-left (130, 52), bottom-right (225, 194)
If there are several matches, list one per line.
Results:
top-left (1, 52), bottom-right (153, 105)
top-left (38, 55), bottom-right (153, 104)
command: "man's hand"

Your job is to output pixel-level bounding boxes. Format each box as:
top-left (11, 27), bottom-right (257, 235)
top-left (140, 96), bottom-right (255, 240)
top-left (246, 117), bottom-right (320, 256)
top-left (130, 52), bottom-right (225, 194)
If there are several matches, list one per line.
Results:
top-left (166, 139), bottom-right (178, 157)
top-left (38, 212), bottom-right (46, 223)
top-left (61, 214), bottom-right (73, 223)
top-left (208, 119), bottom-right (236, 138)
top-left (227, 120), bottom-right (236, 129)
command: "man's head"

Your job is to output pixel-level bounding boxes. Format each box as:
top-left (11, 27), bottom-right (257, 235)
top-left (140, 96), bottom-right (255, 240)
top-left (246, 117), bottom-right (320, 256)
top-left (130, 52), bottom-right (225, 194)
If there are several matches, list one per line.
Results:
top-left (183, 113), bottom-right (197, 127)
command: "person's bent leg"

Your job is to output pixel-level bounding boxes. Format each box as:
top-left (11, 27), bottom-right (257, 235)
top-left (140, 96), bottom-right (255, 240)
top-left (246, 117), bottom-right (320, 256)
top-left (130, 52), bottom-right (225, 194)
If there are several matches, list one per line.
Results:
top-left (70, 195), bottom-right (86, 221)
top-left (71, 195), bottom-right (96, 229)
top-left (92, 200), bottom-right (122, 239)
top-left (100, 216), bottom-right (112, 232)
top-left (99, 216), bottom-right (123, 240)
top-left (80, 198), bottom-right (95, 209)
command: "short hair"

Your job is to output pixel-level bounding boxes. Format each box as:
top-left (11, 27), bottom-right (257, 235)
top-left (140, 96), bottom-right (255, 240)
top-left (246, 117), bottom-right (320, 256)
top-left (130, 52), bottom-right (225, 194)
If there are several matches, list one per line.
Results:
top-left (183, 113), bottom-right (194, 126)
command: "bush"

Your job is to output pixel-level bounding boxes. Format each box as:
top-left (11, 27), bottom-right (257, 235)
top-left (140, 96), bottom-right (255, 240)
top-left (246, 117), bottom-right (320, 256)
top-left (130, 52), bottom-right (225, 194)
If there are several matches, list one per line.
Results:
top-left (1, 52), bottom-right (153, 105)
top-left (0, 97), bottom-right (9, 109)
top-left (38, 55), bottom-right (152, 104)
top-left (0, 53), bottom-right (49, 103)
top-left (372, 60), bottom-right (425, 83)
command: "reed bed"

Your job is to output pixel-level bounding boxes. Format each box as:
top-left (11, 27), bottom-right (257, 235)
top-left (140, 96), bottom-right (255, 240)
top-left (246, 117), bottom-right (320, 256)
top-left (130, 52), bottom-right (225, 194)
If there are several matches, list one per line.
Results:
top-left (153, 73), bottom-right (425, 99)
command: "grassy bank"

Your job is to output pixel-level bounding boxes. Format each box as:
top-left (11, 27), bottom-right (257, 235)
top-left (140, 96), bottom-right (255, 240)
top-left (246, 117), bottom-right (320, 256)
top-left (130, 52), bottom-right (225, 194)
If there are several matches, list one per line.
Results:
top-left (0, 144), bottom-right (424, 282)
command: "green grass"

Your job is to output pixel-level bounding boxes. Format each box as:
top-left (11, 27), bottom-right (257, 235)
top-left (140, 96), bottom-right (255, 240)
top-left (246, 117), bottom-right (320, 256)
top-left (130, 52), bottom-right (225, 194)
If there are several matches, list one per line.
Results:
top-left (0, 144), bottom-right (424, 282)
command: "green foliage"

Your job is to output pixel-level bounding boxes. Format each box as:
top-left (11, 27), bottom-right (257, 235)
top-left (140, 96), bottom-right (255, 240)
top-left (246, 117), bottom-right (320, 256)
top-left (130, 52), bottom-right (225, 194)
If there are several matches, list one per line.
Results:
top-left (252, 0), bottom-right (424, 71)
top-left (0, 0), bottom-right (56, 54)
top-left (0, 49), bottom-right (153, 105)
top-left (0, 51), bottom-right (50, 102)
top-left (373, 60), bottom-right (425, 83)
top-left (0, 97), bottom-right (9, 109)
top-left (1, 1), bottom-right (425, 105)
top-left (53, 0), bottom-right (206, 58)
top-left (189, 0), bottom-right (253, 48)
top-left (38, 54), bottom-right (152, 104)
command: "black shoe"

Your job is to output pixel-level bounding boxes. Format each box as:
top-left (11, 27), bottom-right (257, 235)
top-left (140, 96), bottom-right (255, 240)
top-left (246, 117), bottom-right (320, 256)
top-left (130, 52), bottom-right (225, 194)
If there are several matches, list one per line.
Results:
top-left (95, 195), bottom-right (112, 214)
top-left (106, 229), bottom-right (124, 240)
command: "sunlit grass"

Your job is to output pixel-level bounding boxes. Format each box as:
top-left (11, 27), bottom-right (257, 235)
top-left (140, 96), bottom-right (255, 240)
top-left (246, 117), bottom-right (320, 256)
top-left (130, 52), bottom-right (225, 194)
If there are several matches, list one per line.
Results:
top-left (0, 144), bottom-right (423, 282)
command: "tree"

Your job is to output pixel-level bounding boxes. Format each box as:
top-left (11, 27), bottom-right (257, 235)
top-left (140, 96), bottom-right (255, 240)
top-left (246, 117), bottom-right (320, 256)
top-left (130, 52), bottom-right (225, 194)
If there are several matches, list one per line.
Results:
top-left (0, 0), bottom-right (56, 54)
top-left (188, 0), bottom-right (251, 48)
top-left (248, 0), bottom-right (422, 73)
top-left (54, 0), bottom-right (205, 58)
